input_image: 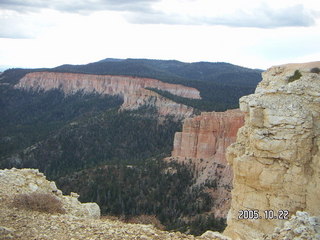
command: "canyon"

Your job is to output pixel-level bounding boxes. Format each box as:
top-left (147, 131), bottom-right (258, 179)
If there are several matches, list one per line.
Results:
top-left (2, 61), bottom-right (320, 239)
top-left (15, 72), bottom-right (201, 118)
top-left (168, 109), bottom-right (245, 218)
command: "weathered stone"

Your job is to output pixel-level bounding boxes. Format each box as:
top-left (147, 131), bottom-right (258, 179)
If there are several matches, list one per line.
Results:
top-left (82, 203), bottom-right (101, 219)
top-left (224, 61), bottom-right (320, 240)
top-left (0, 226), bottom-right (15, 239)
top-left (265, 212), bottom-right (320, 240)
top-left (201, 230), bottom-right (231, 240)
top-left (0, 168), bottom-right (100, 219)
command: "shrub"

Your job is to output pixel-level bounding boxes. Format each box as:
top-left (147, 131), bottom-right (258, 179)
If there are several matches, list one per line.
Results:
top-left (311, 67), bottom-right (320, 74)
top-left (288, 70), bottom-right (302, 83)
top-left (12, 192), bottom-right (66, 214)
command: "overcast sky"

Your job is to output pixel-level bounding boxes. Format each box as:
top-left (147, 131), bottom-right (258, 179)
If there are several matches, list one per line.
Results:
top-left (0, 0), bottom-right (319, 70)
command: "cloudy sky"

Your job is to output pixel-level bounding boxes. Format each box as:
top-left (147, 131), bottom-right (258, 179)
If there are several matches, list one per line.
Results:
top-left (0, 0), bottom-right (319, 70)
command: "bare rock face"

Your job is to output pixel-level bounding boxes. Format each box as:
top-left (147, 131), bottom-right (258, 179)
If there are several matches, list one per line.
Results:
top-left (0, 168), bottom-right (100, 219)
top-left (224, 62), bottom-right (320, 240)
top-left (172, 110), bottom-right (244, 160)
top-left (15, 72), bottom-right (200, 118)
top-left (120, 88), bottom-right (195, 118)
top-left (169, 109), bottom-right (244, 218)
top-left (266, 211), bottom-right (320, 240)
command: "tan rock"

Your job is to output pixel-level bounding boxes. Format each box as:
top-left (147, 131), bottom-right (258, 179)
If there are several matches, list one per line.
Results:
top-left (120, 88), bottom-right (195, 119)
top-left (14, 72), bottom-right (200, 119)
top-left (265, 211), bottom-right (320, 240)
top-left (224, 62), bottom-right (320, 240)
top-left (0, 168), bottom-right (100, 219)
top-left (201, 230), bottom-right (232, 240)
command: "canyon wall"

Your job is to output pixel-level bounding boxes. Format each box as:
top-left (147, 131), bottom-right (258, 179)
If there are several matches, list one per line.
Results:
top-left (169, 109), bottom-right (244, 218)
top-left (172, 110), bottom-right (244, 160)
top-left (15, 72), bottom-right (200, 118)
top-left (224, 62), bottom-right (320, 239)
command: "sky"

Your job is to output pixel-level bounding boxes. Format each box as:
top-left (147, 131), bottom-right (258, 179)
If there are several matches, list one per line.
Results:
top-left (0, 0), bottom-right (320, 70)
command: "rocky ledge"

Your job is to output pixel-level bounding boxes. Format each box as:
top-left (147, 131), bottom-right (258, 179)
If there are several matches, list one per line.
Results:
top-left (224, 61), bottom-right (320, 239)
top-left (0, 168), bottom-right (229, 240)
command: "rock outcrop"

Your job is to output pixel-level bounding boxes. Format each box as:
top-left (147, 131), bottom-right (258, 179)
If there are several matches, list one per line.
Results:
top-left (224, 62), bottom-right (320, 239)
top-left (266, 211), bottom-right (320, 240)
top-left (0, 168), bottom-right (229, 240)
top-left (0, 168), bottom-right (100, 219)
top-left (168, 109), bottom-right (244, 218)
top-left (15, 72), bottom-right (200, 118)
top-left (120, 88), bottom-right (195, 118)
top-left (172, 110), bottom-right (244, 160)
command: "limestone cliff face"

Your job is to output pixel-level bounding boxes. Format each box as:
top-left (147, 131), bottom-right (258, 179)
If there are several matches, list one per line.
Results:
top-left (15, 72), bottom-right (200, 118)
top-left (224, 62), bottom-right (320, 240)
top-left (169, 109), bottom-right (244, 218)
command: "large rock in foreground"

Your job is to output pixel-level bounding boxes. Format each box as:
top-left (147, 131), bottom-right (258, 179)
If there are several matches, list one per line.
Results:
top-left (0, 168), bottom-right (100, 219)
top-left (224, 62), bottom-right (320, 239)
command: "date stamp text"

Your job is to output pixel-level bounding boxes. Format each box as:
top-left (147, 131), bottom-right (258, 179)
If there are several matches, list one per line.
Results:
top-left (238, 210), bottom-right (289, 220)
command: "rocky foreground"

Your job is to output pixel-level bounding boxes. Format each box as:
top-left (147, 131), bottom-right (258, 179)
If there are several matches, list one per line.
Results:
top-left (0, 168), bottom-right (229, 240)
top-left (1, 169), bottom-right (319, 240)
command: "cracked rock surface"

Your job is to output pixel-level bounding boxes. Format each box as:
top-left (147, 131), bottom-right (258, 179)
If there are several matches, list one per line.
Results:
top-left (224, 62), bottom-right (320, 240)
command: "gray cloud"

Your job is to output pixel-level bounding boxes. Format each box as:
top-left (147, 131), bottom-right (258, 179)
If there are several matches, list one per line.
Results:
top-left (128, 4), bottom-right (317, 28)
top-left (0, 0), bottom-right (160, 38)
top-left (0, 0), bottom-right (318, 39)
top-left (0, 0), bottom-right (160, 13)
top-left (0, 10), bottom-right (49, 39)
top-left (210, 4), bottom-right (316, 28)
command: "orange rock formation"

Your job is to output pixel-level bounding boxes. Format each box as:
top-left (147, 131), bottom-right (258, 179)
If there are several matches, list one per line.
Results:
top-left (169, 109), bottom-right (244, 218)
top-left (15, 72), bottom-right (201, 118)
top-left (172, 109), bottom-right (244, 161)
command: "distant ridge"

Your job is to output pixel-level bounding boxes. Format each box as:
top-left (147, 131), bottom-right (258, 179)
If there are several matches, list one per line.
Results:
top-left (53, 58), bottom-right (262, 87)
top-left (1, 58), bottom-right (262, 111)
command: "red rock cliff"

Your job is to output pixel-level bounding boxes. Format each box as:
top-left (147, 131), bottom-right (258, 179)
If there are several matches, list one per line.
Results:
top-left (14, 72), bottom-right (201, 118)
top-left (172, 109), bottom-right (244, 160)
top-left (168, 109), bottom-right (244, 218)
